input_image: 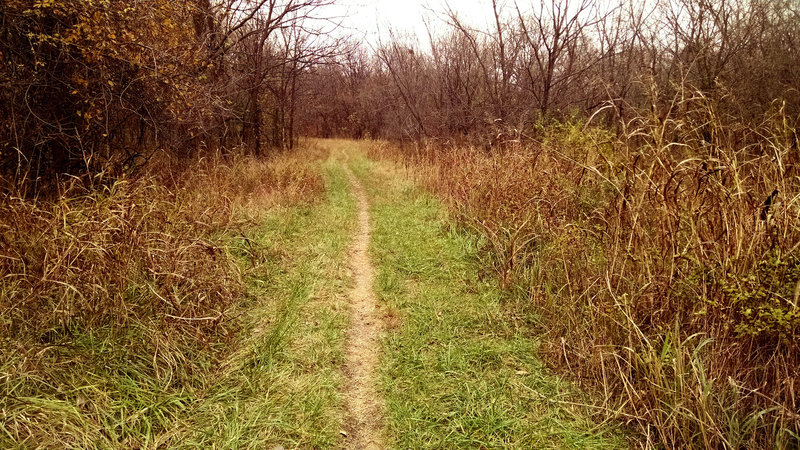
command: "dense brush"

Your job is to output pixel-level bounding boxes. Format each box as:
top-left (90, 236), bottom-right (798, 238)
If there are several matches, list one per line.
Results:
top-left (371, 95), bottom-right (800, 448)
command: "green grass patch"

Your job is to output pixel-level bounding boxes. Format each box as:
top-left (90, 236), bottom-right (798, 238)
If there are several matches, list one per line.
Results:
top-left (170, 158), bottom-right (357, 448)
top-left (0, 155), bottom-right (356, 448)
top-left (353, 155), bottom-right (626, 448)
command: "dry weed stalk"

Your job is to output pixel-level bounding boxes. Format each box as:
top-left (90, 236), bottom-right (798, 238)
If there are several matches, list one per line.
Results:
top-left (371, 94), bottom-right (800, 447)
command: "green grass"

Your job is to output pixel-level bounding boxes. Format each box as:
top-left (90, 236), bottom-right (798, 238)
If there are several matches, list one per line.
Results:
top-left (2, 140), bottom-right (627, 448)
top-left (171, 158), bottom-right (357, 447)
top-left (0, 314), bottom-right (219, 447)
top-left (0, 156), bottom-right (356, 448)
top-left (350, 155), bottom-right (626, 448)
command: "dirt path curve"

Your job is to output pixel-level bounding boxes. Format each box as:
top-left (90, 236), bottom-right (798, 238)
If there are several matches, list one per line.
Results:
top-left (342, 166), bottom-right (385, 449)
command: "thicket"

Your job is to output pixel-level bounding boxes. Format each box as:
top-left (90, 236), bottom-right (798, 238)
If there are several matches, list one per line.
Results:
top-left (307, 0), bottom-right (800, 447)
top-left (0, 150), bottom-right (325, 445)
top-left (302, 0), bottom-right (799, 144)
top-left (1, 0), bottom-right (339, 190)
top-left (373, 103), bottom-right (799, 447)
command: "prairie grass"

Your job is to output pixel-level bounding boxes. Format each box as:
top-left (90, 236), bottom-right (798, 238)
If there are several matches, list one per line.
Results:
top-left (370, 96), bottom-right (800, 447)
top-left (166, 151), bottom-right (357, 447)
top-left (0, 145), bottom-right (326, 447)
top-left (351, 154), bottom-right (625, 448)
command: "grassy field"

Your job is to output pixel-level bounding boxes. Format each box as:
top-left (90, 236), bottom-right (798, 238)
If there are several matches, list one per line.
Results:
top-left (348, 151), bottom-right (625, 448)
top-left (170, 155), bottom-right (357, 447)
top-left (0, 144), bottom-right (356, 448)
top-left (2, 139), bottom-right (641, 448)
top-left (367, 109), bottom-right (800, 448)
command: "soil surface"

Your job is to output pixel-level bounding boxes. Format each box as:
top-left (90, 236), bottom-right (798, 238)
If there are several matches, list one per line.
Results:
top-left (342, 167), bottom-right (385, 449)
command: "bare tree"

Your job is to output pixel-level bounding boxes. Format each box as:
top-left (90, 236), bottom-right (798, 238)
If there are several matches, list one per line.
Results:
top-left (515, 0), bottom-right (605, 117)
top-left (376, 36), bottom-right (430, 141)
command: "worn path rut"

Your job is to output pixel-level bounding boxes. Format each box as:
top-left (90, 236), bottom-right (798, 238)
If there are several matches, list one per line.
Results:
top-left (342, 166), bottom-right (385, 449)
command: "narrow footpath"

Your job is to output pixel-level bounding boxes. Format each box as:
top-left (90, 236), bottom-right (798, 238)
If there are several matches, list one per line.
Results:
top-left (342, 166), bottom-right (386, 449)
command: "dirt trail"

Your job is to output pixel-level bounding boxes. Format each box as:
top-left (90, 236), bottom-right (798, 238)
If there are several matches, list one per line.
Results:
top-left (342, 166), bottom-right (385, 449)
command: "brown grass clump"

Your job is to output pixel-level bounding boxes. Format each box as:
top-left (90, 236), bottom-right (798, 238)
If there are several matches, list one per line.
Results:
top-left (1, 150), bottom-right (324, 337)
top-left (0, 179), bottom-right (236, 336)
top-left (0, 146), bottom-right (326, 446)
top-left (371, 98), bottom-right (800, 448)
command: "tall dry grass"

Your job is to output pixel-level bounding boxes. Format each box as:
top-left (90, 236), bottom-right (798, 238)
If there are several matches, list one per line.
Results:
top-left (371, 96), bottom-right (800, 448)
top-left (0, 146), bottom-right (325, 445)
top-left (1, 150), bottom-right (324, 336)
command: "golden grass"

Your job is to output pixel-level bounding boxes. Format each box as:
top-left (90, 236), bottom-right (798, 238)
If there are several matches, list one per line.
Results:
top-left (370, 98), bottom-right (800, 448)
top-left (1, 150), bottom-right (324, 335)
top-left (0, 145), bottom-right (326, 446)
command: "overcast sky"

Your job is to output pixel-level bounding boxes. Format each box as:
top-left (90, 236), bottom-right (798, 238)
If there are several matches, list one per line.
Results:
top-left (329, 0), bottom-right (500, 48)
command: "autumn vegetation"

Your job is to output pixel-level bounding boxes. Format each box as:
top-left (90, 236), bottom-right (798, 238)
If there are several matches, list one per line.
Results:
top-left (1, 1), bottom-right (331, 446)
top-left (1, 0), bottom-right (799, 447)
top-left (306, 0), bottom-right (799, 446)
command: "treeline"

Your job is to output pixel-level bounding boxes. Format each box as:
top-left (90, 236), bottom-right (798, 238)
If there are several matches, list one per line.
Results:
top-left (0, 0), bottom-right (341, 190)
top-left (301, 0), bottom-right (799, 145)
top-left (6, 0), bottom-right (797, 188)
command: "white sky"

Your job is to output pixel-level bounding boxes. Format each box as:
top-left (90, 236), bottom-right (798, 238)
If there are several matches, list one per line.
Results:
top-left (323, 0), bottom-right (631, 49)
top-left (329, 0), bottom-right (499, 48)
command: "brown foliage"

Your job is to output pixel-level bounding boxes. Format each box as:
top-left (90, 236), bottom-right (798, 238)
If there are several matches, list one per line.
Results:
top-left (0, 149), bottom-right (325, 339)
top-left (0, 0), bottom-right (339, 189)
top-left (0, 0), bottom-right (211, 183)
top-left (372, 97), bottom-right (800, 447)
top-left (0, 145), bottom-right (326, 446)
top-left (304, 0), bottom-right (800, 147)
